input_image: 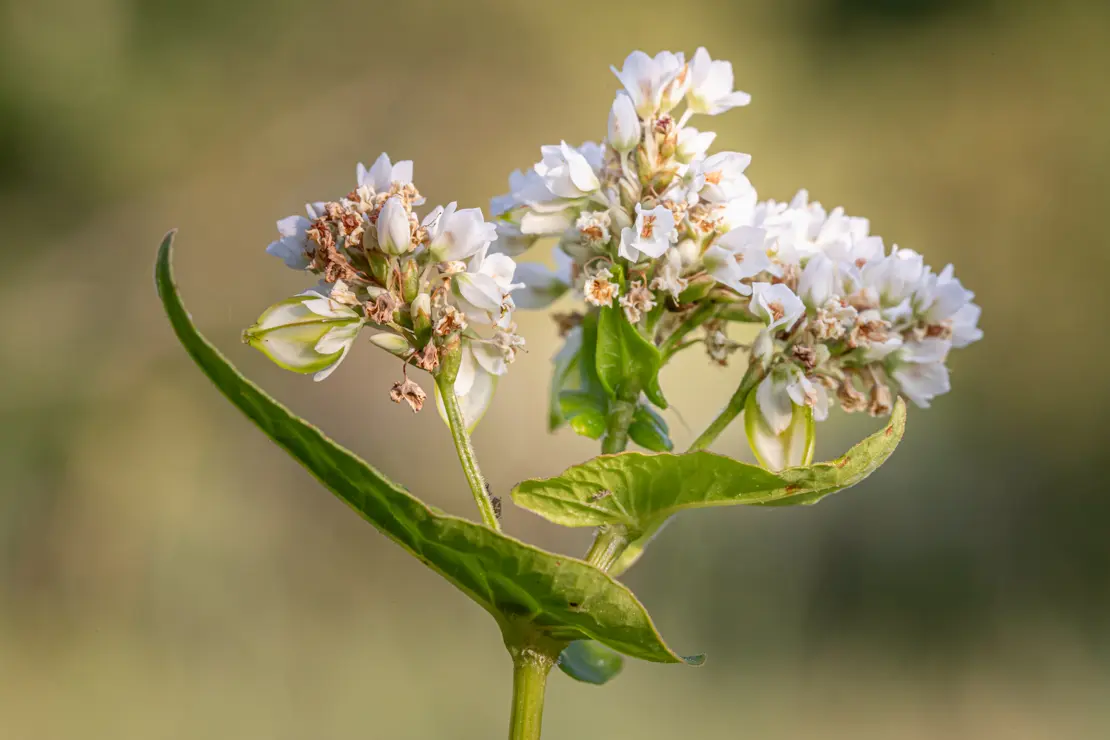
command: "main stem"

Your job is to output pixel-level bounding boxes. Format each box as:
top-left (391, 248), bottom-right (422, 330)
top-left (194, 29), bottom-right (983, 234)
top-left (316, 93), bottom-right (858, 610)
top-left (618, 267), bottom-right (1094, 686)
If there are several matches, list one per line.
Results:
top-left (583, 525), bottom-right (629, 572)
top-left (601, 396), bottom-right (636, 454)
top-left (436, 374), bottom-right (501, 531)
top-left (687, 362), bottom-right (765, 452)
top-left (507, 647), bottom-right (555, 740)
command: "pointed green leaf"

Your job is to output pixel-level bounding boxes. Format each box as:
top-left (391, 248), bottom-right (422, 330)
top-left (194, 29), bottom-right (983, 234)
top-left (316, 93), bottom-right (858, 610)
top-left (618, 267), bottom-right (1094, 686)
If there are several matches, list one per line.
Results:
top-left (558, 640), bottom-right (625, 685)
top-left (595, 304), bottom-right (667, 408)
top-left (511, 400), bottom-right (906, 539)
top-left (155, 231), bottom-right (700, 666)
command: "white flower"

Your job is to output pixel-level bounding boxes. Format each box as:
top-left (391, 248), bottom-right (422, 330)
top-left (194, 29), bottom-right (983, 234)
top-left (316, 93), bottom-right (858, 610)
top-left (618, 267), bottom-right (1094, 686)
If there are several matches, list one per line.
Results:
top-left (426, 202), bottom-right (498, 262)
top-left (862, 247), bottom-right (926, 307)
top-left (750, 282), bottom-right (805, 333)
top-left (610, 50), bottom-right (689, 117)
top-left (686, 47), bottom-right (751, 115)
top-left (676, 127), bottom-right (717, 163)
top-left (892, 360), bottom-right (951, 408)
top-left (619, 203), bottom-right (677, 261)
top-left (917, 264), bottom-right (975, 323)
top-left (608, 92), bottom-right (642, 153)
top-left (265, 212), bottom-right (314, 270)
top-left (513, 248), bottom-right (574, 309)
top-left (534, 142), bottom-right (602, 199)
top-left (703, 225), bottom-right (778, 295)
top-left (453, 248), bottom-right (523, 324)
top-left (357, 153), bottom-right (415, 194)
top-left (950, 302), bottom-right (983, 348)
top-left (243, 292), bottom-right (362, 381)
top-left (692, 152), bottom-right (753, 203)
top-left (376, 196), bottom-right (412, 255)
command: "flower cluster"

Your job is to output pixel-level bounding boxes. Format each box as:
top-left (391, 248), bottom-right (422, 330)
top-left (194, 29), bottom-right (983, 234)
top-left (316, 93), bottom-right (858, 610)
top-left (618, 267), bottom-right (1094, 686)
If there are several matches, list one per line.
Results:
top-left (495, 49), bottom-right (982, 467)
top-left (247, 153), bottom-right (523, 421)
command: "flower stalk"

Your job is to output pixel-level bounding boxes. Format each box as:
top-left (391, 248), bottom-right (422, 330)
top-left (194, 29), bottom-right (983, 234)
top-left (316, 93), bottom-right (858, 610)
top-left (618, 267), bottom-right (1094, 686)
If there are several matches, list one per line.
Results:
top-left (601, 396), bottom-right (637, 454)
top-left (584, 525), bottom-right (630, 572)
top-left (436, 372), bottom-right (501, 530)
top-left (687, 361), bottom-right (766, 452)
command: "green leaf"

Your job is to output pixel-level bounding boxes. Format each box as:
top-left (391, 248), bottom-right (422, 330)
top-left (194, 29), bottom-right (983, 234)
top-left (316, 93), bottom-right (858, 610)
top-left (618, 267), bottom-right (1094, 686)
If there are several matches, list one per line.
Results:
top-left (155, 231), bottom-right (701, 666)
top-left (628, 405), bottom-right (673, 452)
top-left (558, 640), bottom-right (625, 685)
top-left (548, 328), bottom-right (582, 431)
top-left (511, 400), bottom-right (906, 539)
top-left (560, 391), bottom-right (607, 440)
top-left (595, 305), bottom-right (667, 408)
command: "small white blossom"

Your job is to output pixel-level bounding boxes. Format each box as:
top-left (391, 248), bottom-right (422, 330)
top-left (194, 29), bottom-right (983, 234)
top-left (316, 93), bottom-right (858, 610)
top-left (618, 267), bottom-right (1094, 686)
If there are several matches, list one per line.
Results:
top-left (453, 248), bottom-right (523, 325)
top-left (611, 50), bottom-right (689, 117)
top-left (750, 282), bottom-right (805, 333)
top-left (426, 202), bottom-right (498, 262)
top-left (534, 142), bottom-right (601, 199)
top-left (702, 225), bottom-right (778, 295)
top-left (686, 47), bottom-right (751, 115)
top-left (357, 153), bottom-right (414, 194)
top-left (676, 127), bottom-right (717, 163)
top-left (265, 212), bottom-right (314, 270)
top-left (619, 203), bottom-right (677, 261)
top-left (692, 152), bottom-right (754, 203)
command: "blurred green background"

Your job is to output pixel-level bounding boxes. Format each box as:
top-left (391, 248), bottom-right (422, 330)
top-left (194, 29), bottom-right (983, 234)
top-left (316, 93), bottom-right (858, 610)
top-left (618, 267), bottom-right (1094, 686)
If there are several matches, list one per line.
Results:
top-left (3, 0), bottom-right (1109, 737)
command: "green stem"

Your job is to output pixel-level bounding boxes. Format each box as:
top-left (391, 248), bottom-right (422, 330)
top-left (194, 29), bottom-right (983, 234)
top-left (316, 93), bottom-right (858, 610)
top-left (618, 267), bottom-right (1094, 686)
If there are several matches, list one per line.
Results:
top-left (584, 525), bottom-right (630, 572)
top-left (436, 374), bottom-right (501, 531)
top-left (659, 303), bottom-right (718, 361)
top-left (601, 397), bottom-right (636, 454)
top-left (687, 361), bottom-right (765, 452)
top-left (507, 647), bottom-right (555, 740)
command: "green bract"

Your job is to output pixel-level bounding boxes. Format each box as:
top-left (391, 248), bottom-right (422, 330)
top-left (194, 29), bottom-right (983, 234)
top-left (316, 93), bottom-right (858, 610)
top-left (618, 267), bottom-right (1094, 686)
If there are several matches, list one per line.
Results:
top-left (155, 232), bottom-right (701, 666)
top-left (512, 399), bottom-right (906, 547)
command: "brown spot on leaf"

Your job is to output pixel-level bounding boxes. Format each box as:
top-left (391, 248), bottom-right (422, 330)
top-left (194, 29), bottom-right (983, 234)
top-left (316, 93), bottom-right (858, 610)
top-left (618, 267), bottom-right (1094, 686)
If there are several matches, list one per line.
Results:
top-left (835, 456), bottom-right (851, 469)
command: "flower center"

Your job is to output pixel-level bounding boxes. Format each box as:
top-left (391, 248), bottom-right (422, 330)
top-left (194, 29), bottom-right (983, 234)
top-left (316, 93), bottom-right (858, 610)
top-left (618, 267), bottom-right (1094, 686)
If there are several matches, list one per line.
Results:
top-left (768, 301), bottom-right (785, 321)
top-left (640, 215), bottom-right (656, 239)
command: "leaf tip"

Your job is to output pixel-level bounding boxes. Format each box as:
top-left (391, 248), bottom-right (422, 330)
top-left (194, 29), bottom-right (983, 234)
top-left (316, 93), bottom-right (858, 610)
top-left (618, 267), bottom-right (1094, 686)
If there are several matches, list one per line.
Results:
top-left (682, 653), bottom-right (707, 666)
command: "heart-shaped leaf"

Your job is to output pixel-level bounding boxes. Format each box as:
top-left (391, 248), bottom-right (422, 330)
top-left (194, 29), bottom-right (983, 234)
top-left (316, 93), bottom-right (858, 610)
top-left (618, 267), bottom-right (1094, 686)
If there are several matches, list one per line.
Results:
top-left (557, 640), bottom-right (625, 685)
top-left (511, 400), bottom-right (906, 540)
top-left (155, 232), bottom-right (700, 666)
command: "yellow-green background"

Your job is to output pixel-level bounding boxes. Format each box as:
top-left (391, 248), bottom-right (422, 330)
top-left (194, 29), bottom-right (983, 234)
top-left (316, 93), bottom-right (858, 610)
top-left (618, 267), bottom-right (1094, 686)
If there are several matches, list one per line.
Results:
top-left (3, 0), bottom-right (1108, 737)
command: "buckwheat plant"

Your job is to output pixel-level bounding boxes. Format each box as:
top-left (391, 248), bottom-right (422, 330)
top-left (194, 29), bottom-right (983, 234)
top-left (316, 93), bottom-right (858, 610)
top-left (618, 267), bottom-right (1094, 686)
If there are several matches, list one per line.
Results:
top-left (155, 47), bottom-right (980, 740)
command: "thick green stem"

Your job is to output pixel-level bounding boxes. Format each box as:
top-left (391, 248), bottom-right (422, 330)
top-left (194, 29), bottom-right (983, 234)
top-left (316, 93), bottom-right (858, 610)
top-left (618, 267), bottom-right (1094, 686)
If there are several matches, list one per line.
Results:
top-left (687, 362), bottom-right (766, 452)
top-left (436, 374), bottom-right (501, 531)
top-left (601, 397), bottom-right (636, 454)
top-left (584, 525), bottom-right (630, 572)
top-left (507, 647), bottom-right (555, 740)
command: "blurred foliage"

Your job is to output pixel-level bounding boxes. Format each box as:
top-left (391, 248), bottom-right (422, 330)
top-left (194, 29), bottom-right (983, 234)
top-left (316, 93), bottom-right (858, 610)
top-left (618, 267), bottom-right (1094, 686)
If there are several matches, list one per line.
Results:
top-left (2, 0), bottom-right (1109, 737)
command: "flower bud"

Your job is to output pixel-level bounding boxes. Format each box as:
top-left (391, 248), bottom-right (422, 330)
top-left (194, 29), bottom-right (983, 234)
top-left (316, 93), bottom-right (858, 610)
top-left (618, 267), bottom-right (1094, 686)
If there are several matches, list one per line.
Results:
top-left (607, 92), bottom-right (641, 154)
top-left (377, 196), bottom-right (413, 255)
top-left (243, 292), bottom-right (362, 381)
top-left (400, 257), bottom-right (420, 303)
top-left (744, 377), bottom-right (815, 471)
top-left (369, 333), bottom-right (413, 356)
top-left (751, 329), bottom-right (774, 368)
top-left (411, 293), bottom-right (432, 339)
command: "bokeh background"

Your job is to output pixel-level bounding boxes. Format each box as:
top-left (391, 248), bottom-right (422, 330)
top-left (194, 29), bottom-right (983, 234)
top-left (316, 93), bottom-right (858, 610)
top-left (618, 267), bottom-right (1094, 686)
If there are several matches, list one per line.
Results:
top-left (3, 0), bottom-right (1109, 737)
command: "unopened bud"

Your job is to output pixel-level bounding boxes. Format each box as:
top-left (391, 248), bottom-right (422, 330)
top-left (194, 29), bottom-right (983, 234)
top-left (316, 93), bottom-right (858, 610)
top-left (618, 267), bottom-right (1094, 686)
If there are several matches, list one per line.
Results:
top-left (607, 92), bottom-right (641, 154)
top-left (411, 293), bottom-right (432, 338)
top-left (377, 196), bottom-right (413, 255)
top-left (369, 333), bottom-right (413, 356)
top-left (868, 382), bottom-right (893, 417)
top-left (400, 258), bottom-right (420, 303)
